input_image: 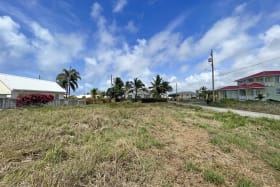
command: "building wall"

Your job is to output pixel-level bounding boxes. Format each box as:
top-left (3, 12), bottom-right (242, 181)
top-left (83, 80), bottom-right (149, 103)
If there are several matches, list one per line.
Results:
top-left (237, 75), bottom-right (280, 86)
top-left (218, 90), bottom-right (238, 100)
top-left (0, 81), bottom-right (11, 98)
top-left (265, 83), bottom-right (280, 101)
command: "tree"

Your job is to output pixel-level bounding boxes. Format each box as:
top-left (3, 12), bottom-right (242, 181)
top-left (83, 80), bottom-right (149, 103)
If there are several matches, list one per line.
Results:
top-left (91, 88), bottom-right (98, 99)
top-left (128, 78), bottom-right (146, 99)
top-left (150, 75), bottom-right (173, 98)
top-left (56, 68), bottom-right (81, 98)
top-left (198, 86), bottom-right (212, 100)
top-left (107, 77), bottom-right (124, 100)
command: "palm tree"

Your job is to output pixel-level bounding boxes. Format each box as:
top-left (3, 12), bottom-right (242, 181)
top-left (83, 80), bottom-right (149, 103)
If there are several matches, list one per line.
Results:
top-left (56, 67), bottom-right (81, 98)
top-left (125, 81), bottom-right (132, 92)
top-left (150, 75), bottom-right (173, 98)
top-left (91, 88), bottom-right (98, 99)
top-left (128, 78), bottom-right (145, 99)
top-left (107, 77), bottom-right (125, 100)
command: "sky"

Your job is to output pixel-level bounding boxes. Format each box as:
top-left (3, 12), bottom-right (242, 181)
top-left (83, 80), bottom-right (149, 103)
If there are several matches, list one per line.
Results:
top-left (0, 0), bottom-right (280, 95)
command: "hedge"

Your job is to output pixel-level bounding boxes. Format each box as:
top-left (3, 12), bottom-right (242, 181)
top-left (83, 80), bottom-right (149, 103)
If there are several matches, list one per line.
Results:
top-left (141, 98), bottom-right (167, 103)
top-left (16, 94), bottom-right (54, 107)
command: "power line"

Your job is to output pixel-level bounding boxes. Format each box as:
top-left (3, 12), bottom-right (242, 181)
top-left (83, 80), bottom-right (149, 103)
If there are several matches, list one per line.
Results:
top-left (217, 56), bottom-right (280, 77)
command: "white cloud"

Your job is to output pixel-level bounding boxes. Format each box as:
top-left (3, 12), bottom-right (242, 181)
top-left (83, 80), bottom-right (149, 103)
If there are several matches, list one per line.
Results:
top-left (125, 20), bottom-right (138, 33)
top-left (0, 15), bottom-right (84, 77)
top-left (0, 16), bottom-right (32, 67)
top-left (234, 3), bottom-right (247, 14)
top-left (31, 22), bottom-right (84, 72)
top-left (91, 2), bottom-right (102, 18)
top-left (113, 0), bottom-right (127, 13)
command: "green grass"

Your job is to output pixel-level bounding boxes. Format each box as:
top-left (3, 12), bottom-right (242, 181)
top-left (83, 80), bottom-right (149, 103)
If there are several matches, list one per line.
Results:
top-left (236, 178), bottom-right (259, 187)
top-left (185, 161), bottom-right (202, 172)
top-left (202, 169), bottom-right (225, 185)
top-left (210, 99), bottom-right (280, 115)
top-left (135, 127), bottom-right (162, 150)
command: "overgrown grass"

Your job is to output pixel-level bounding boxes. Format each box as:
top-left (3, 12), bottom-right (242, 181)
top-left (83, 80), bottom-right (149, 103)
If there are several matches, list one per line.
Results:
top-left (0, 102), bottom-right (279, 186)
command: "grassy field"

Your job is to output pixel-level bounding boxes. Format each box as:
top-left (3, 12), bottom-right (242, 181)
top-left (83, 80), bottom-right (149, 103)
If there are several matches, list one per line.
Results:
top-left (209, 99), bottom-right (280, 115)
top-left (0, 103), bottom-right (279, 186)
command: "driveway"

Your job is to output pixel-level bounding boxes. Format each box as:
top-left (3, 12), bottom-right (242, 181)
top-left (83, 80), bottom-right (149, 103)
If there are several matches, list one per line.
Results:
top-left (168, 101), bottom-right (280, 120)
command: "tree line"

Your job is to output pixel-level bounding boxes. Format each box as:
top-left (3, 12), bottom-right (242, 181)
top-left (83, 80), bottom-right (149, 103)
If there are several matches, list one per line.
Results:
top-left (55, 68), bottom-right (173, 99)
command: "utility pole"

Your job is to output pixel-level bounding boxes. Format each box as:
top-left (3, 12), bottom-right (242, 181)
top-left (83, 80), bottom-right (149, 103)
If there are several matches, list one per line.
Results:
top-left (176, 82), bottom-right (178, 101)
top-left (208, 49), bottom-right (215, 102)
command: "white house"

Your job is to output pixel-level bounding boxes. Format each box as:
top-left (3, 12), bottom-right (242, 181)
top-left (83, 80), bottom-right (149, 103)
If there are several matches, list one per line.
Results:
top-left (0, 73), bottom-right (65, 99)
top-left (125, 89), bottom-right (151, 99)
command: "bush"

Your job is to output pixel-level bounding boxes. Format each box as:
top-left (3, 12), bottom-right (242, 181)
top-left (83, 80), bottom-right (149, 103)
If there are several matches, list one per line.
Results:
top-left (141, 98), bottom-right (167, 103)
top-left (16, 94), bottom-right (54, 107)
top-left (85, 98), bottom-right (93, 105)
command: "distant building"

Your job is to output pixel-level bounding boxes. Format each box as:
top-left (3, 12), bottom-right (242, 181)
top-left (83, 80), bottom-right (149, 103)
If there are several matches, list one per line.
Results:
top-left (76, 94), bottom-right (91, 99)
top-left (178, 91), bottom-right (197, 99)
top-left (125, 89), bottom-right (150, 99)
top-left (0, 73), bottom-right (65, 99)
top-left (217, 71), bottom-right (280, 101)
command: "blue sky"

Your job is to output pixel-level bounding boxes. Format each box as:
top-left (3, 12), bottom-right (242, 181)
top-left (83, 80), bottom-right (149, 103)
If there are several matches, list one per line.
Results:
top-left (0, 0), bottom-right (280, 94)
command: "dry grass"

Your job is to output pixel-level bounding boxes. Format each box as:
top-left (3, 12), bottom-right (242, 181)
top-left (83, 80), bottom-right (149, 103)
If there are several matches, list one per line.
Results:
top-left (0, 103), bottom-right (279, 186)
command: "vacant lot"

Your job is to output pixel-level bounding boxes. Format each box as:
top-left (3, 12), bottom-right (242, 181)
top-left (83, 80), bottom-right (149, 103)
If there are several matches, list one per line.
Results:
top-left (0, 103), bottom-right (279, 186)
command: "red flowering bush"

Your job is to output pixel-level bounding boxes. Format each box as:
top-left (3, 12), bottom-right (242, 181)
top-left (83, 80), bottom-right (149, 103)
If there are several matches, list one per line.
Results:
top-left (16, 94), bottom-right (54, 107)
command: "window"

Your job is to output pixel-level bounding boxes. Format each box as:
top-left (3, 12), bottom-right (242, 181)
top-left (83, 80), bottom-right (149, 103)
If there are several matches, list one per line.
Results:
top-left (276, 88), bottom-right (280, 95)
top-left (248, 78), bottom-right (254, 82)
top-left (276, 76), bottom-right (280, 83)
top-left (265, 76), bottom-right (273, 82)
top-left (256, 77), bottom-right (263, 83)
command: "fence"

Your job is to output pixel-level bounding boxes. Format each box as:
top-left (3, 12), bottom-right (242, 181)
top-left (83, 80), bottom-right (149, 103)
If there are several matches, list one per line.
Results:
top-left (47, 99), bottom-right (86, 106)
top-left (0, 99), bottom-right (86, 109)
top-left (0, 98), bottom-right (17, 109)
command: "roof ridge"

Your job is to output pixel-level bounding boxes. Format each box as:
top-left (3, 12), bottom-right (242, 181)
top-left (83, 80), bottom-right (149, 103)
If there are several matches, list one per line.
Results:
top-left (0, 73), bottom-right (56, 83)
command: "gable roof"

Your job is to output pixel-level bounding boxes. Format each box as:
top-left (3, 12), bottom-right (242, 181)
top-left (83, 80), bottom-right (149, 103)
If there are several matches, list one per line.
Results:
top-left (236, 71), bottom-right (280, 81)
top-left (0, 73), bottom-right (65, 93)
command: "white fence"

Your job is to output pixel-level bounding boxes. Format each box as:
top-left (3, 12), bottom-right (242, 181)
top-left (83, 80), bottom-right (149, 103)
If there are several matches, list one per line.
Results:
top-left (0, 99), bottom-right (86, 109)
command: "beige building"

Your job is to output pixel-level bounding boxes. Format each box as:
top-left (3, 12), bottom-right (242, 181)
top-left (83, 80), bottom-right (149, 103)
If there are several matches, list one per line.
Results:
top-left (0, 73), bottom-right (65, 99)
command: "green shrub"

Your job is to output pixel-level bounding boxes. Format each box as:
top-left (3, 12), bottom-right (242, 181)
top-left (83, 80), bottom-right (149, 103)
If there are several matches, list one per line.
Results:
top-left (141, 98), bottom-right (167, 103)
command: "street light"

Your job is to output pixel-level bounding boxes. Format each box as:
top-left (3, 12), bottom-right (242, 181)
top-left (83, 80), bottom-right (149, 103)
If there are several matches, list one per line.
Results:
top-left (208, 49), bottom-right (215, 102)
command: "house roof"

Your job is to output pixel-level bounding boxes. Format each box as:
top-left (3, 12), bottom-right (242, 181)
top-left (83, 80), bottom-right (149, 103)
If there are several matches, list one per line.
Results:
top-left (0, 73), bottom-right (65, 93)
top-left (218, 83), bottom-right (265, 91)
top-left (238, 83), bottom-right (265, 89)
top-left (217, 86), bottom-right (239, 91)
top-left (236, 71), bottom-right (280, 81)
